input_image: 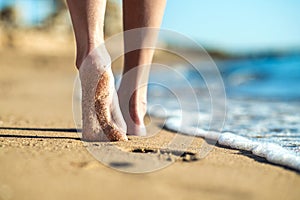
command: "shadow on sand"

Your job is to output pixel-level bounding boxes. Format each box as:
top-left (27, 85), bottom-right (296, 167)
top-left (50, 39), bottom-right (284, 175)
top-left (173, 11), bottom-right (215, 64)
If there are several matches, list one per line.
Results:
top-left (0, 126), bottom-right (81, 140)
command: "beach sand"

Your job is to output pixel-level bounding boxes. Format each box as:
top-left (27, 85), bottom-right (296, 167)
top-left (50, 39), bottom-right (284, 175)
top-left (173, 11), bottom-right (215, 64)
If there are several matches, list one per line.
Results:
top-left (0, 48), bottom-right (299, 200)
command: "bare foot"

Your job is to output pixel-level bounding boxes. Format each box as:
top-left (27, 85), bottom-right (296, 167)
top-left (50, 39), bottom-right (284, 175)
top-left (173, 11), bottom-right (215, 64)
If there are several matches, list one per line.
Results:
top-left (118, 86), bottom-right (147, 136)
top-left (79, 47), bottom-right (127, 142)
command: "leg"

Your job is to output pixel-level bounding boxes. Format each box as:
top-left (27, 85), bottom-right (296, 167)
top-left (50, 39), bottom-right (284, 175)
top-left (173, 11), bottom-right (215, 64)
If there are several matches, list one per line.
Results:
top-left (66, 0), bottom-right (105, 68)
top-left (118, 0), bottom-right (166, 135)
top-left (67, 0), bottom-right (127, 141)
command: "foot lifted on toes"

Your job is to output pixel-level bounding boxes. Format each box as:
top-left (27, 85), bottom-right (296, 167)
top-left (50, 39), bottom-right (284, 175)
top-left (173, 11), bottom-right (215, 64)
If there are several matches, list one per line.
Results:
top-left (79, 47), bottom-right (128, 142)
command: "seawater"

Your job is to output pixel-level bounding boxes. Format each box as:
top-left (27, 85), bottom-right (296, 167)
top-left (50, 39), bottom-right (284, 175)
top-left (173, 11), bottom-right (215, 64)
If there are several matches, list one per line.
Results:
top-left (146, 54), bottom-right (300, 171)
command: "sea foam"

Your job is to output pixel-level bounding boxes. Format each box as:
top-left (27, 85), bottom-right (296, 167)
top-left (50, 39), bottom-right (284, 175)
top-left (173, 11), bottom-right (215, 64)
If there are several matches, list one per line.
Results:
top-left (151, 113), bottom-right (300, 171)
top-left (145, 56), bottom-right (300, 171)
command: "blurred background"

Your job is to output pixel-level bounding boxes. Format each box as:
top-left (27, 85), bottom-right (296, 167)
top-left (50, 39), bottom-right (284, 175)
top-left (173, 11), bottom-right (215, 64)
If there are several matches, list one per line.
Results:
top-left (0, 0), bottom-right (300, 101)
top-left (1, 1), bottom-right (300, 197)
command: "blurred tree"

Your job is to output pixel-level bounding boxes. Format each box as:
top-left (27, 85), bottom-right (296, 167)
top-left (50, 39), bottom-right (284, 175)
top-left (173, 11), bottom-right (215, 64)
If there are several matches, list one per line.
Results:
top-left (0, 0), bottom-right (122, 48)
top-left (0, 6), bottom-right (17, 27)
top-left (0, 6), bottom-right (17, 47)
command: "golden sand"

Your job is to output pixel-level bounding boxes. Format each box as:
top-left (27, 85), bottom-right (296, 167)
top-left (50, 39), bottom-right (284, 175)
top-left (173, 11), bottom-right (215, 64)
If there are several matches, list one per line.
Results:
top-left (0, 49), bottom-right (299, 200)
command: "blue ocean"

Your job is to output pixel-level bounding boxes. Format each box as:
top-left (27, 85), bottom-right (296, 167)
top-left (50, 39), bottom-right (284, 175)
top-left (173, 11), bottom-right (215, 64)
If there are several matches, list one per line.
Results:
top-left (147, 53), bottom-right (300, 170)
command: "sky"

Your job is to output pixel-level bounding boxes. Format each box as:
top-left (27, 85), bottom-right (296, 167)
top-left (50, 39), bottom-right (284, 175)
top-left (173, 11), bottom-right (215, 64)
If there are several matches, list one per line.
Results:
top-left (0, 0), bottom-right (55, 25)
top-left (161, 0), bottom-right (300, 53)
top-left (1, 0), bottom-right (300, 53)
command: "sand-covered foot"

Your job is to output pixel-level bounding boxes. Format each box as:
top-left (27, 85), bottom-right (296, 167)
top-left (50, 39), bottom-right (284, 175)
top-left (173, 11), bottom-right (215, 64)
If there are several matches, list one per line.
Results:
top-left (79, 47), bottom-right (127, 142)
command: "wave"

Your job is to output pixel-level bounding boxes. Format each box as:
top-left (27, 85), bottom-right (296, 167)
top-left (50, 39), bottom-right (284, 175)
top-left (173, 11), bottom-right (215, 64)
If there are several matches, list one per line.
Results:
top-left (148, 111), bottom-right (300, 171)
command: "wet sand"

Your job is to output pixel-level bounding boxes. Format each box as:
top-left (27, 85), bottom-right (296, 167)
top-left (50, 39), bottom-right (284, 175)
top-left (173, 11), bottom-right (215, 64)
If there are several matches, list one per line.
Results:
top-left (0, 48), bottom-right (299, 200)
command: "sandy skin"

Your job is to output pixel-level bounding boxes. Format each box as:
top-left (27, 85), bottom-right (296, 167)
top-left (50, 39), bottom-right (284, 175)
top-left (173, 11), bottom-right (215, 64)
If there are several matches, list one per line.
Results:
top-left (94, 70), bottom-right (128, 141)
top-left (79, 49), bottom-right (127, 142)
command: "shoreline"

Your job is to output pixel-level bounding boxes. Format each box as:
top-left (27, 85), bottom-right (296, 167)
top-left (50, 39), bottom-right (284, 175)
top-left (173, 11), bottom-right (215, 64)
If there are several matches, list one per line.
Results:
top-left (0, 49), bottom-right (299, 200)
top-left (1, 126), bottom-right (300, 200)
top-left (161, 117), bottom-right (300, 172)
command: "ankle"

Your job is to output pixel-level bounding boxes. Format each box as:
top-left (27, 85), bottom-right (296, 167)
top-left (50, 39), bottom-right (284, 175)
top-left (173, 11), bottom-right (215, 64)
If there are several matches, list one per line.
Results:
top-left (130, 92), bottom-right (147, 119)
top-left (75, 41), bottom-right (104, 69)
top-left (129, 104), bottom-right (146, 126)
